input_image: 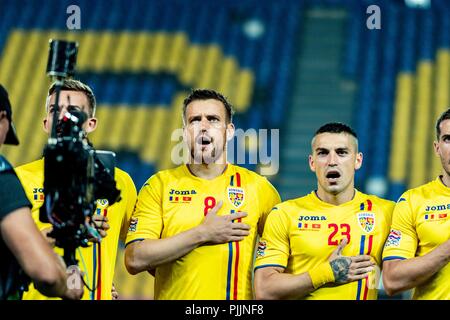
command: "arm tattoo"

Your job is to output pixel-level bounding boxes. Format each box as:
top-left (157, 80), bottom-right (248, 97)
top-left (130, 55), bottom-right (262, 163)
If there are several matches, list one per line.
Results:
top-left (330, 257), bottom-right (351, 283)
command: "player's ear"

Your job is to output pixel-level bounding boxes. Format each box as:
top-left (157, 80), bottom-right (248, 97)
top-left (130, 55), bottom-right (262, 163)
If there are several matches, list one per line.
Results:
top-left (355, 152), bottom-right (363, 171)
top-left (226, 122), bottom-right (235, 141)
top-left (85, 117), bottom-right (97, 133)
top-left (433, 140), bottom-right (440, 156)
top-left (43, 118), bottom-right (49, 133)
top-left (308, 154), bottom-right (316, 172)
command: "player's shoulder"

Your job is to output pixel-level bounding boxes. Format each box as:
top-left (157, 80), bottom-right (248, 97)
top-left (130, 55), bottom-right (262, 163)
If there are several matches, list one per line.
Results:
top-left (152, 165), bottom-right (185, 181)
top-left (272, 194), bottom-right (310, 212)
top-left (357, 191), bottom-right (395, 210)
top-left (232, 165), bottom-right (274, 186)
top-left (403, 179), bottom-right (436, 198)
top-left (14, 159), bottom-right (44, 188)
top-left (139, 166), bottom-right (185, 190)
top-left (15, 158), bottom-right (44, 174)
top-left (114, 166), bottom-right (134, 183)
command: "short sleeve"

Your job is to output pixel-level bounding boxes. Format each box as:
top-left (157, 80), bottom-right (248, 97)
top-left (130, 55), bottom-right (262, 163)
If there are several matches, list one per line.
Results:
top-left (254, 206), bottom-right (290, 270)
top-left (382, 192), bottom-right (418, 261)
top-left (0, 170), bottom-right (31, 219)
top-left (118, 170), bottom-right (138, 241)
top-left (257, 177), bottom-right (281, 236)
top-left (125, 174), bottom-right (164, 246)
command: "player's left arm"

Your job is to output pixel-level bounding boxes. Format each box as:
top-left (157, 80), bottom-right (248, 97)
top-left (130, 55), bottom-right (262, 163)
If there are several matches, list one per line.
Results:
top-left (383, 241), bottom-right (450, 296)
top-left (381, 194), bottom-right (450, 295)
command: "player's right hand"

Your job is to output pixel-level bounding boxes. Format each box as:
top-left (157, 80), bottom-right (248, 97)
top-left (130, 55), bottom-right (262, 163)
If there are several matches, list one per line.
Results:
top-left (328, 238), bottom-right (375, 284)
top-left (200, 201), bottom-right (250, 244)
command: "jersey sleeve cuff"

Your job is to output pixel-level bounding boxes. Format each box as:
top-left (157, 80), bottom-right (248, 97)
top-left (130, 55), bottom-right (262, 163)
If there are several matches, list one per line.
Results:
top-left (125, 238), bottom-right (146, 247)
top-left (254, 264), bottom-right (286, 271)
top-left (382, 256), bottom-right (407, 261)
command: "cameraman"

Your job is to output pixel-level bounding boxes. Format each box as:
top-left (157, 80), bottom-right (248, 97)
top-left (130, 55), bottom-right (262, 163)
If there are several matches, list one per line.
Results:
top-left (0, 84), bottom-right (83, 300)
top-left (15, 79), bottom-right (137, 300)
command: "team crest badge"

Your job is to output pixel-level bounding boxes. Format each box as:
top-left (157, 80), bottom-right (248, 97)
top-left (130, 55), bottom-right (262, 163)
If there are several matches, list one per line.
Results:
top-left (227, 187), bottom-right (245, 208)
top-left (357, 212), bottom-right (375, 233)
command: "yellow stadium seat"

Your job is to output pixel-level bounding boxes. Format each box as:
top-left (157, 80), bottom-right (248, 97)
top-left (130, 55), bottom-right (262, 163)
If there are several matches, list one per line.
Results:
top-left (217, 57), bottom-right (238, 99)
top-left (409, 61), bottom-right (433, 189)
top-left (197, 45), bottom-right (222, 89)
top-left (430, 49), bottom-right (450, 179)
top-left (168, 32), bottom-right (188, 73)
top-left (234, 69), bottom-right (254, 112)
top-left (179, 44), bottom-right (201, 86)
top-left (148, 32), bottom-right (168, 72)
top-left (389, 73), bottom-right (414, 184)
top-left (141, 106), bottom-right (167, 163)
top-left (126, 106), bottom-right (154, 151)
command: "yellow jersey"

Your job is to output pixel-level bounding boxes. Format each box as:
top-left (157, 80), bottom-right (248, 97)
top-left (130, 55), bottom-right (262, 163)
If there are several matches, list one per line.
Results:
top-left (15, 158), bottom-right (137, 300)
top-left (255, 190), bottom-right (394, 300)
top-left (126, 164), bottom-right (280, 300)
top-left (382, 177), bottom-right (450, 300)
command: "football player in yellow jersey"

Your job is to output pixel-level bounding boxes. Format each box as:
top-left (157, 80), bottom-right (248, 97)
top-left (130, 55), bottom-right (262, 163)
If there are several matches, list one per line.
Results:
top-left (125, 89), bottom-right (280, 300)
top-left (382, 109), bottom-right (450, 300)
top-left (15, 79), bottom-right (137, 300)
top-left (254, 123), bottom-right (394, 300)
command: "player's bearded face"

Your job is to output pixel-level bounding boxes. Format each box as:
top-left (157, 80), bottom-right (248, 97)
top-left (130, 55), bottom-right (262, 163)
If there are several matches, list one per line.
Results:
top-left (184, 99), bottom-right (232, 165)
top-left (309, 133), bottom-right (362, 195)
top-left (43, 90), bottom-right (97, 137)
top-left (434, 120), bottom-right (450, 176)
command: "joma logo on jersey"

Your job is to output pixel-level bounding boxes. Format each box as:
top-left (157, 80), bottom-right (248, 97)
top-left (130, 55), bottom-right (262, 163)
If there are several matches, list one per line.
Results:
top-left (298, 215), bottom-right (326, 221)
top-left (169, 189), bottom-right (196, 203)
top-left (425, 204), bottom-right (450, 211)
top-left (169, 189), bottom-right (197, 195)
top-left (33, 187), bottom-right (44, 202)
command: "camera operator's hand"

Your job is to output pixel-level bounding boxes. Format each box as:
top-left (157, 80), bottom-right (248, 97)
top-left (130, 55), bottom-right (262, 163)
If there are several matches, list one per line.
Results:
top-left (41, 227), bottom-right (56, 247)
top-left (62, 264), bottom-right (84, 300)
top-left (89, 215), bottom-right (110, 242)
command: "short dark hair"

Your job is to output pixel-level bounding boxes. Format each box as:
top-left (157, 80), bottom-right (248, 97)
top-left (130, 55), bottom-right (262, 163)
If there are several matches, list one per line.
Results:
top-left (47, 79), bottom-right (96, 117)
top-left (435, 108), bottom-right (450, 140)
top-left (314, 122), bottom-right (358, 139)
top-left (182, 89), bottom-right (234, 124)
top-left (312, 122), bottom-right (359, 151)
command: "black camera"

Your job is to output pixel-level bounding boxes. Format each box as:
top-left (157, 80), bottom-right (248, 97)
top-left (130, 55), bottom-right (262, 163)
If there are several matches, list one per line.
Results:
top-left (40, 40), bottom-right (121, 266)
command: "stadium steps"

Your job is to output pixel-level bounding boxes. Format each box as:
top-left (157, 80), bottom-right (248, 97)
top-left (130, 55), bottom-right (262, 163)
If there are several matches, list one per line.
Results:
top-left (275, 7), bottom-right (357, 200)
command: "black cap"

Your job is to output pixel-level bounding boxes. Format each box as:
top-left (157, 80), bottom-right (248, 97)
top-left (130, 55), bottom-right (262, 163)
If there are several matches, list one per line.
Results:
top-left (0, 84), bottom-right (19, 145)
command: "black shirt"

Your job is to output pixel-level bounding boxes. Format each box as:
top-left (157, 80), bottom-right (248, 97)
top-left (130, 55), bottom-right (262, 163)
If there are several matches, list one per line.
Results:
top-left (0, 155), bottom-right (32, 299)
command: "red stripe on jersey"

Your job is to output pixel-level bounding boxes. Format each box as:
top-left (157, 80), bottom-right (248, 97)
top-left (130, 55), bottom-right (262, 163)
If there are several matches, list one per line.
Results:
top-left (236, 172), bottom-right (241, 187)
top-left (367, 235), bottom-right (373, 255)
top-left (367, 200), bottom-right (372, 211)
top-left (96, 208), bottom-right (107, 300)
top-left (362, 235), bottom-right (374, 300)
top-left (233, 217), bottom-right (241, 300)
top-left (96, 245), bottom-right (102, 300)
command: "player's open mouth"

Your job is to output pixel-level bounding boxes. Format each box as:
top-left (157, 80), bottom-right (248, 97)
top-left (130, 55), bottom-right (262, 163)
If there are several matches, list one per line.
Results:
top-left (326, 170), bottom-right (340, 182)
top-left (197, 136), bottom-right (212, 145)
